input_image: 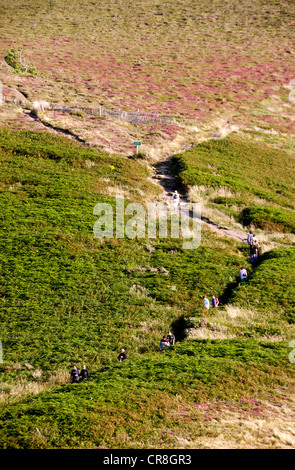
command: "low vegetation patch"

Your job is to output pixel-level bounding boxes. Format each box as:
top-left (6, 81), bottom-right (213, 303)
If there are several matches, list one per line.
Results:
top-left (4, 47), bottom-right (38, 75)
top-left (238, 206), bottom-right (295, 234)
top-left (229, 247), bottom-right (295, 325)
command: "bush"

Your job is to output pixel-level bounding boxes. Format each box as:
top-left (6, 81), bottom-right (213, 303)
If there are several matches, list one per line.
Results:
top-left (4, 47), bottom-right (37, 75)
top-left (238, 206), bottom-right (295, 233)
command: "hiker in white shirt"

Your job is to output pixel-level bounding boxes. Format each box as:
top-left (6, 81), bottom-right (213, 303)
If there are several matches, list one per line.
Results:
top-left (172, 190), bottom-right (180, 209)
top-left (240, 266), bottom-right (248, 282)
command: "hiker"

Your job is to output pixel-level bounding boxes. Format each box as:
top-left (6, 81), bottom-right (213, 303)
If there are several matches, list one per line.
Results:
top-left (247, 231), bottom-right (253, 246)
top-left (212, 295), bottom-right (219, 308)
top-left (118, 348), bottom-right (127, 362)
top-left (70, 364), bottom-right (80, 383)
top-left (252, 234), bottom-right (258, 246)
top-left (203, 295), bottom-right (210, 309)
top-left (240, 266), bottom-right (248, 282)
top-left (250, 243), bottom-right (258, 264)
top-left (159, 336), bottom-right (169, 350)
top-left (172, 190), bottom-right (180, 209)
top-left (79, 364), bottom-right (90, 380)
top-left (167, 330), bottom-right (175, 345)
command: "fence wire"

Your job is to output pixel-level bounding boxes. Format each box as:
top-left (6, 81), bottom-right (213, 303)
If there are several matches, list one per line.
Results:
top-left (52, 104), bottom-right (182, 125)
top-left (2, 96), bottom-right (192, 126)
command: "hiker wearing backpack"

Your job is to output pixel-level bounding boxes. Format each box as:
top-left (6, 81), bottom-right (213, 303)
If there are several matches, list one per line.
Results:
top-left (172, 190), bottom-right (180, 210)
top-left (240, 266), bottom-right (248, 282)
top-left (212, 295), bottom-right (219, 308)
top-left (250, 243), bottom-right (258, 264)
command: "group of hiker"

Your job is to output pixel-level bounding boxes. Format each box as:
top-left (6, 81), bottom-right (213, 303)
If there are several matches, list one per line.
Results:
top-left (247, 231), bottom-right (259, 264)
top-left (159, 330), bottom-right (176, 350)
top-left (239, 232), bottom-right (260, 282)
top-left (70, 204), bottom-right (262, 381)
top-left (202, 232), bottom-right (260, 305)
top-left (203, 294), bottom-right (219, 309)
top-left (70, 364), bottom-right (90, 383)
top-left (70, 349), bottom-right (127, 382)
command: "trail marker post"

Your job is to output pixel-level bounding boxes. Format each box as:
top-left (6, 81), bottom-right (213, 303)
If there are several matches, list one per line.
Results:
top-left (134, 141), bottom-right (141, 154)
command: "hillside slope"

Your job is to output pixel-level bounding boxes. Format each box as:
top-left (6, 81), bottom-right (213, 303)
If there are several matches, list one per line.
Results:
top-left (0, 0), bottom-right (295, 451)
top-left (0, 128), bottom-right (294, 449)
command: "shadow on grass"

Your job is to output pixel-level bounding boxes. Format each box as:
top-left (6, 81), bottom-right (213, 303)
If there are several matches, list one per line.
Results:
top-left (171, 315), bottom-right (193, 342)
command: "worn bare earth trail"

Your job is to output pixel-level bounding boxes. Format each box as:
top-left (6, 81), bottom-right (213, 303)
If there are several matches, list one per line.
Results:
top-left (152, 147), bottom-right (248, 244)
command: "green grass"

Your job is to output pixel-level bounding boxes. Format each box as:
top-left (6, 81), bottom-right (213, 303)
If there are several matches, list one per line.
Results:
top-left (230, 247), bottom-right (295, 324)
top-left (0, 339), bottom-right (293, 449)
top-left (238, 206), bottom-right (295, 233)
top-left (0, 128), bottom-right (248, 369)
top-left (0, 0), bottom-right (295, 449)
top-left (171, 135), bottom-right (295, 232)
top-left (0, 128), bottom-right (295, 448)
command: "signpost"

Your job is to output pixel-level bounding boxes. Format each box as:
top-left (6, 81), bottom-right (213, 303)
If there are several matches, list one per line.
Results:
top-left (134, 141), bottom-right (141, 154)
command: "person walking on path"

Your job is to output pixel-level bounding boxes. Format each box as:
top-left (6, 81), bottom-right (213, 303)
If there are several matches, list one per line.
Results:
top-left (70, 364), bottom-right (80, 383)
top-left (118, 348), bottom-right (127, 362)
top-left (172, 190), bottom-right (180, 210)
top-left (79, 364), bottom-right (90, 380)
top-left (240, 266), bottom-right (248, 282)
top-left (212, 295), bottom-right (219, 308)
top-left (250, 243), bottom-right (258, 264)
top-left (252, 234), bottom-right (258, 246)
top-left (167, 330), bottom-right (175, 345)
top-left (247, 231), bottom-right (253, 246)
top-left (203, 295), bottom-right (210, 309)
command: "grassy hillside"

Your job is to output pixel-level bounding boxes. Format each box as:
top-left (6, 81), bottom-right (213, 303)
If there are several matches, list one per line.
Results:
top-left (0, 0), bottom-right (295, 451)
top-left (0, 128), bottom-right (294, 449)
top-left (0, 340), bottom-right (294, 449)
top-left (0, 0), bottom-right (294, 155)
top-left (229, 248), bottom-right (295, 324)
top-left (171, 134), bottom-right (295, 239)
top-left (0, 128), bottom-right (249, 369)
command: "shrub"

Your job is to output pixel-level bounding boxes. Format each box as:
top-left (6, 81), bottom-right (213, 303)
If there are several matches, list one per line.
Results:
top-left (238, 206), bottom-right (295, 233)
top-left (4, 47), bottom-right (37, 75)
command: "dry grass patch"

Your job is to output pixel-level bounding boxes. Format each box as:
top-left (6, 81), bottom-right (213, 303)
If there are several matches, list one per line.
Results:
top-left (187, 326), bottom-right (236, 340)
top-left (0, 369), bottom-right (69, 404)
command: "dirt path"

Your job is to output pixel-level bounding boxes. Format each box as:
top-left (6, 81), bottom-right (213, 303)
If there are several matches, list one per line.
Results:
top-left (13, 97), bottom-right (245, 245)
top-left (152, 155), bottom-right (247, 244)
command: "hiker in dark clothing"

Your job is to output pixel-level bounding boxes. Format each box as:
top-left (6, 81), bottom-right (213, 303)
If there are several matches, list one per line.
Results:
top-left (250, 243), bottom-right (258, 264)
top-left (118, 348), bottom-right (127, 362)
top-left (167, 330), bottom-right (175, 345)
top-left (79, 364), bottom-right (90, 380)
top-left (70, 364), bottom-right (80, 383)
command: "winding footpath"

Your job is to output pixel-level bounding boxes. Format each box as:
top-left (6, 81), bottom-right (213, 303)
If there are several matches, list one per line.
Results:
top-left (152, 155), bottom-right (247, 244)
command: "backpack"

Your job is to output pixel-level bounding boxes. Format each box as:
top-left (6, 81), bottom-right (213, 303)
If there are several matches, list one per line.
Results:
top-left (215, 297), bottom-right (219, 306)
